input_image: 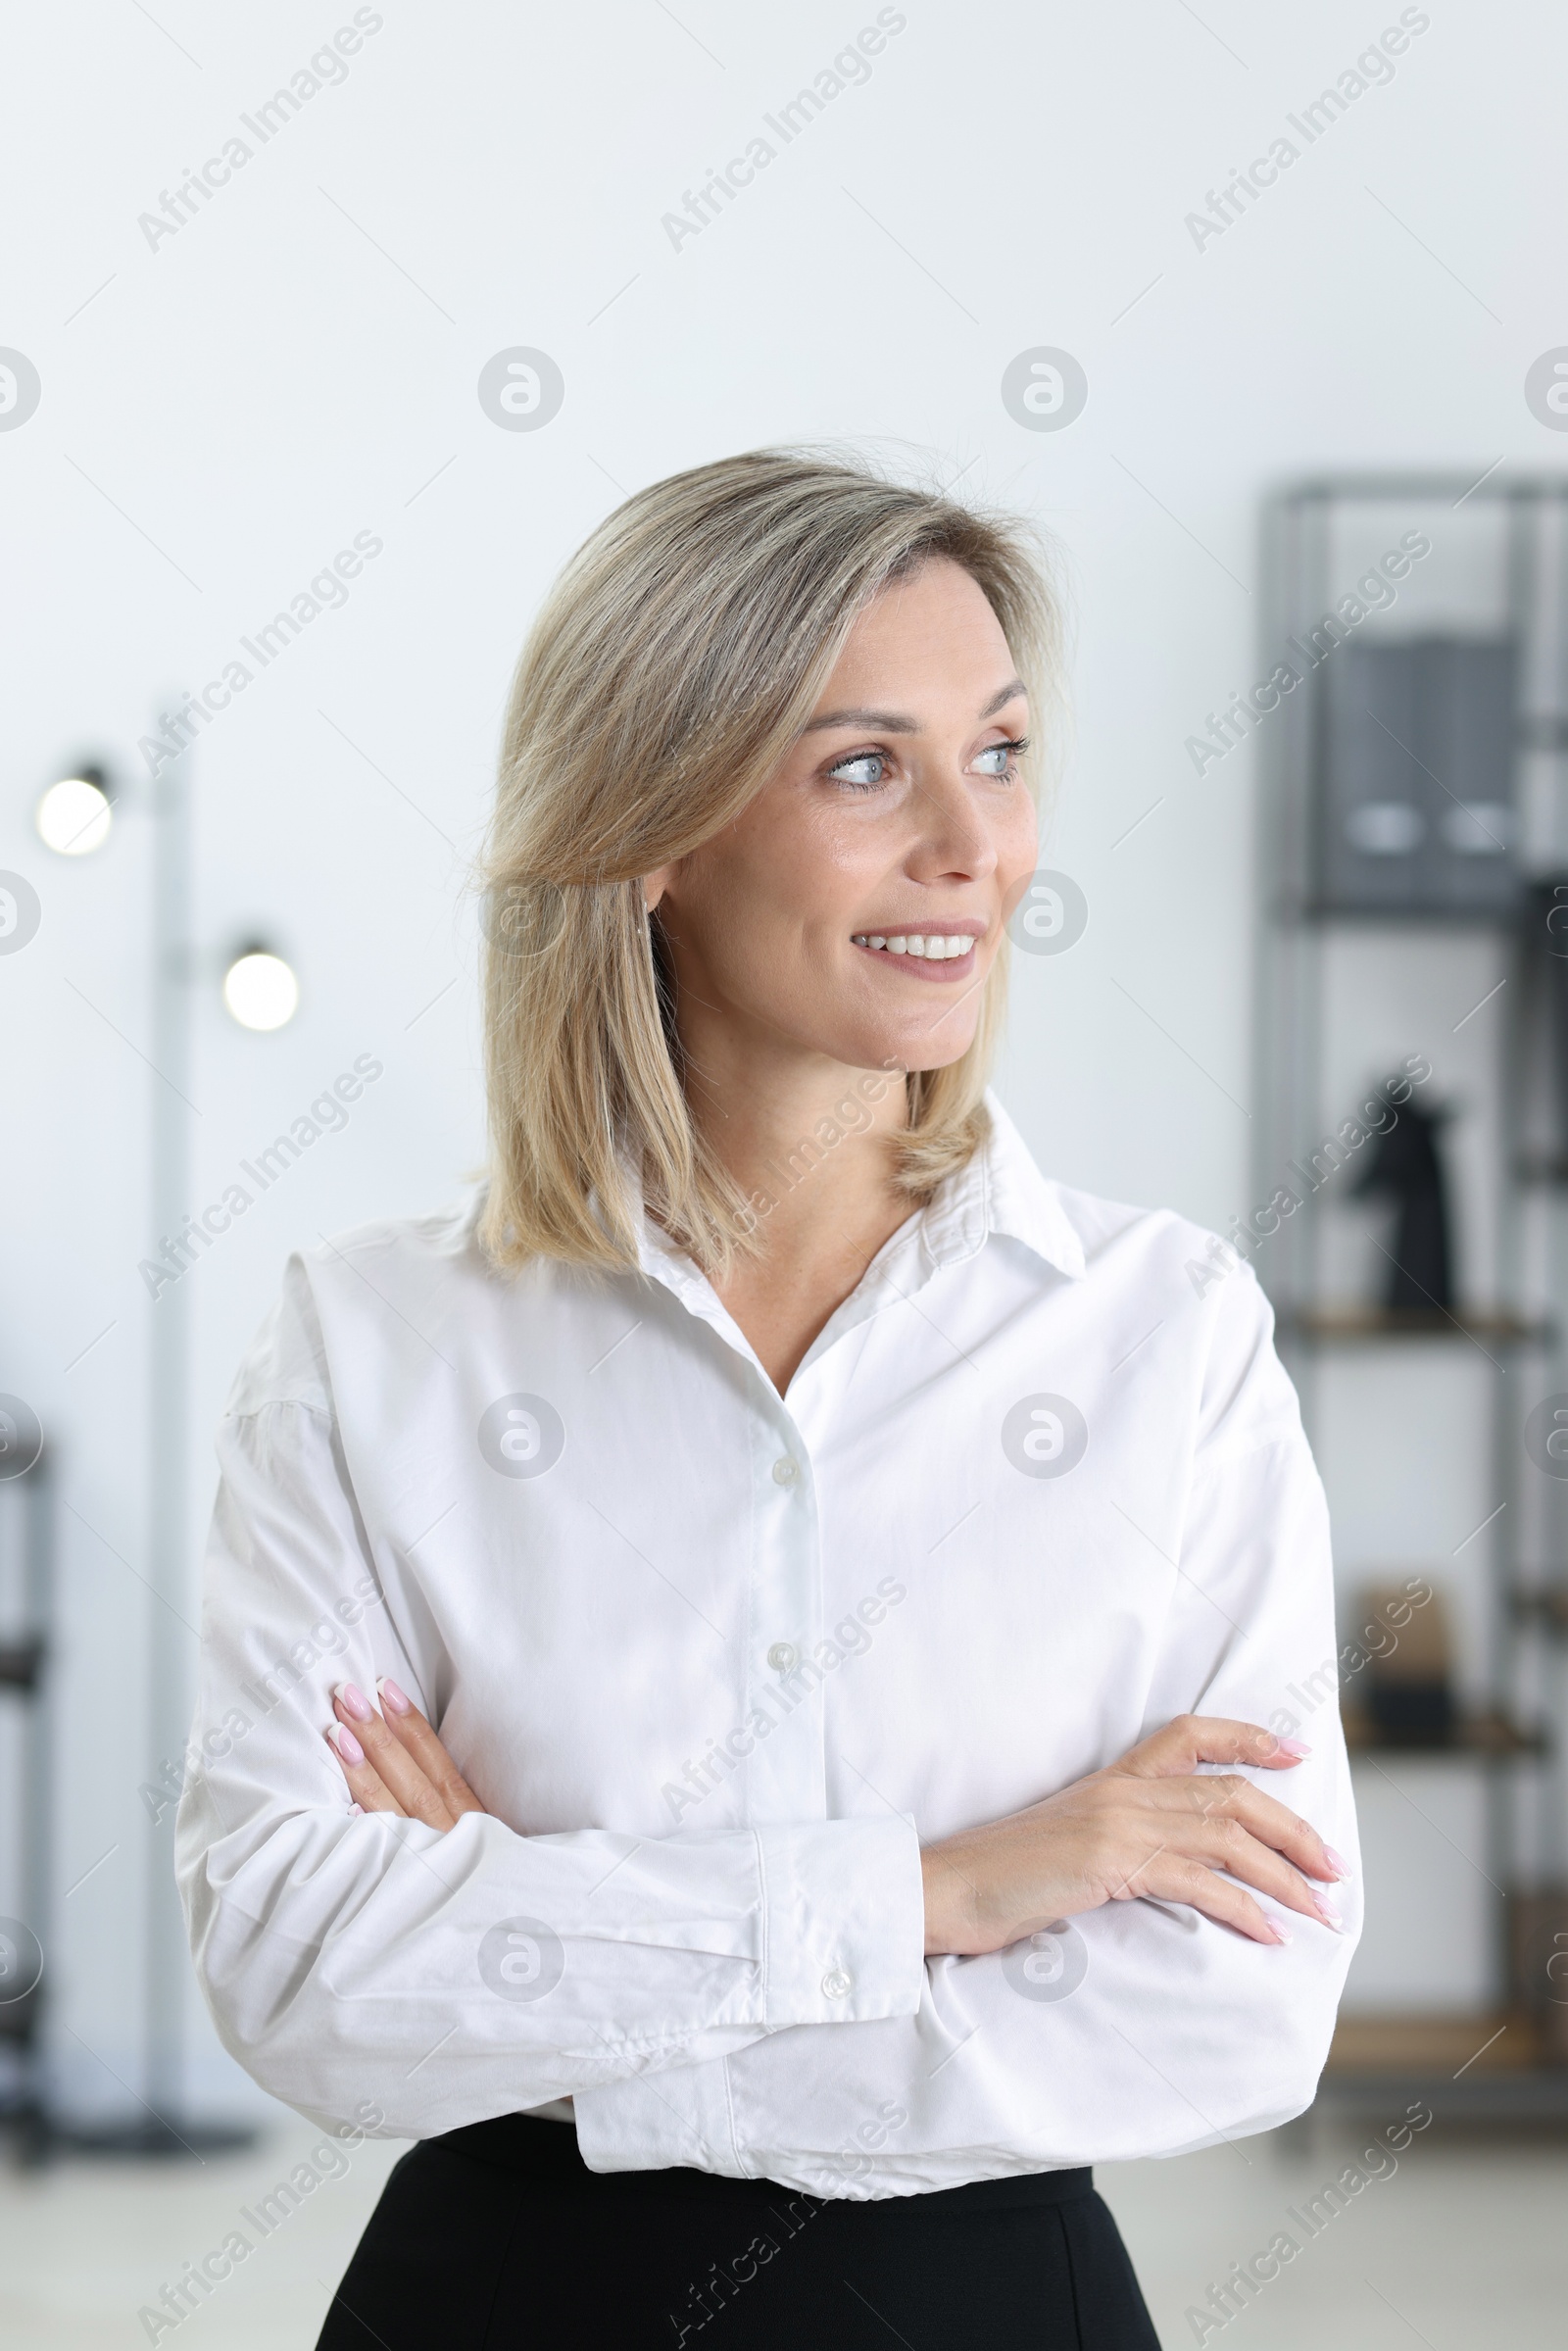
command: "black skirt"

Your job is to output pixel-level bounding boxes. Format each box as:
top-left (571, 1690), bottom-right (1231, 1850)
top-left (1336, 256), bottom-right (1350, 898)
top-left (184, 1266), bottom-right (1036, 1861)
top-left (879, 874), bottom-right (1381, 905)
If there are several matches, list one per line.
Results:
top-left (317, 2113), bottom-right (1160, 2349)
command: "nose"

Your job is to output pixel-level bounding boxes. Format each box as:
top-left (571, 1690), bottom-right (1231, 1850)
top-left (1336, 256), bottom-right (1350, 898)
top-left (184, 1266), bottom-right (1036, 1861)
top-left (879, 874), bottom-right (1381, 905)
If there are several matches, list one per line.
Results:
top-left (906, 768), bottom-right (1000, 883)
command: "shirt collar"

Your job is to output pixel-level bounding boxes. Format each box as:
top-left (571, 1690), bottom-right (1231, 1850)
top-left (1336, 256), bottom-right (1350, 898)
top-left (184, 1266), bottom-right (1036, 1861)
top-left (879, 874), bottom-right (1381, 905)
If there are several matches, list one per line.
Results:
top-left (634, 1088), bottom-right (1084, 1315)
top-left (916, 1091), bottom-right (1086, 1281)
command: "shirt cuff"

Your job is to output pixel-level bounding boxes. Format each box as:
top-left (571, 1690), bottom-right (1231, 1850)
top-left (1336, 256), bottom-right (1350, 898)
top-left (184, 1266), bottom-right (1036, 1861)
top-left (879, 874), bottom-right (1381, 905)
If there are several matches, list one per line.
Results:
top-left (756, 1814), bottom-right (925, 2027)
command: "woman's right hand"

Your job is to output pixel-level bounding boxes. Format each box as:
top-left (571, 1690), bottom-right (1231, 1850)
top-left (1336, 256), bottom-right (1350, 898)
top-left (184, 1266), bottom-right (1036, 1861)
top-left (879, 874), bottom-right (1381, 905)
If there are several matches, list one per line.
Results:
top-left (919, 1715), bottom-right (1349, 1956)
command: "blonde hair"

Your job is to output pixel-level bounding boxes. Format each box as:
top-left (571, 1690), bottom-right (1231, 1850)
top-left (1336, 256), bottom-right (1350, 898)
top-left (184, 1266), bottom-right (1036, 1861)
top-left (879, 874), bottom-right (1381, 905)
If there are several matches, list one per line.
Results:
top-left (478, 447), bottom-right (1063, 1278)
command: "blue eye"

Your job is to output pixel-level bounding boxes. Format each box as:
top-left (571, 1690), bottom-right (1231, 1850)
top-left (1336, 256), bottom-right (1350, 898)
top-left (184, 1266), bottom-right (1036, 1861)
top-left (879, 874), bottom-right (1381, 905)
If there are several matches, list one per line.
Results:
top-left (976, 737), bottom-right (1029, 777)
top-left (827, 751), bottom-right (888, 790)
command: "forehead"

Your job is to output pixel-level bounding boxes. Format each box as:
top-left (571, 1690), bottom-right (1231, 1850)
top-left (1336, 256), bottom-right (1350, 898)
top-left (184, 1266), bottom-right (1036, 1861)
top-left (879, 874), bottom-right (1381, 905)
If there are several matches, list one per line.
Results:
top-left (818, 559), bottom-right (1018, 702)
top-left (808, 560), bottom-right (1024, 729)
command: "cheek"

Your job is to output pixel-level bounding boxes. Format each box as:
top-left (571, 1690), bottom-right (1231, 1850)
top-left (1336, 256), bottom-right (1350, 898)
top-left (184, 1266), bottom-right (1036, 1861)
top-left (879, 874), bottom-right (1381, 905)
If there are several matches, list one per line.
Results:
top-left (661, 853), bottom-right (835, 1017)
top-left (700, 813), bottom-right (874, 970)
top-left (695, 787), bottom-right (867, 927)
top-left (997, 798), bottom-right (1042, 899)
top-left (1005, 791), bottom-right (1041, 858)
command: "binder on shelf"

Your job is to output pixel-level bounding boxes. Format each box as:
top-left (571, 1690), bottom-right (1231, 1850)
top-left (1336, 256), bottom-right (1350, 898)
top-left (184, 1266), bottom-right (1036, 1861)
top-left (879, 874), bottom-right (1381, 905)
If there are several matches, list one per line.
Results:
top-left (1316, 637), bottom-right (1519, 915)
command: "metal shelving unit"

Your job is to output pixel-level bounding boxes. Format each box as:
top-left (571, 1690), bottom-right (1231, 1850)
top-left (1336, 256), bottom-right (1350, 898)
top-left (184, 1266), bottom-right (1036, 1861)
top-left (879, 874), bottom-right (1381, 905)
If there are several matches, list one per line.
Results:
top-left (0, 1445), bottom-right (54, 2162)
top-left (1256, 475), bottom-right (1568, 2118)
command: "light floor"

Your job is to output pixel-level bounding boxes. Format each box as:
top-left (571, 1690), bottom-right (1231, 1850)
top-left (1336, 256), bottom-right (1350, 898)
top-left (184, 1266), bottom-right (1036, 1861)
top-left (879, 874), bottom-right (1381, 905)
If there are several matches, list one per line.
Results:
top-left (1, 2111), bottom-right (1564, 2347)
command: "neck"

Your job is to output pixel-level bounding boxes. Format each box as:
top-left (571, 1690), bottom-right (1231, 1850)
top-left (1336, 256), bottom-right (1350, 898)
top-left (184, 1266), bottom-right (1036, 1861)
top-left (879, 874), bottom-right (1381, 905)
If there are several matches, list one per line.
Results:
top-left (688, 1033), bottom-right (908, 1250)
top-left (675, 1013), bottom-right (915, 1390)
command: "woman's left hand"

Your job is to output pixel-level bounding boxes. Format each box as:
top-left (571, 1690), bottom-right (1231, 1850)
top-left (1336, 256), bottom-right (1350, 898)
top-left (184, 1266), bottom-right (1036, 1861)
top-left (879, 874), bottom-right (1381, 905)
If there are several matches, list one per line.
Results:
top-left (325, 1679), bottom-right (486, 1830)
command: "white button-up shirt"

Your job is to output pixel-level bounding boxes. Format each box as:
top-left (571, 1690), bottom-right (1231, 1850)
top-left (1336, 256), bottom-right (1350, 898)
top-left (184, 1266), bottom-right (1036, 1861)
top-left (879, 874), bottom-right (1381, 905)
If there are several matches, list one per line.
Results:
top-left (177, 1095), bottom-right (1360, 2199)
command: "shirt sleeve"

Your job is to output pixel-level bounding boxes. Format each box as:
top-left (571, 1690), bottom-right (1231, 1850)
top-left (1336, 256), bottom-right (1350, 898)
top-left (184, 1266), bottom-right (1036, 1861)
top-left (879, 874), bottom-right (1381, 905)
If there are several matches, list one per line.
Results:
top-left (175, 1318), bottom-right (925, 2141)
top-left (662, 1262), bottom-right (1363, 2191)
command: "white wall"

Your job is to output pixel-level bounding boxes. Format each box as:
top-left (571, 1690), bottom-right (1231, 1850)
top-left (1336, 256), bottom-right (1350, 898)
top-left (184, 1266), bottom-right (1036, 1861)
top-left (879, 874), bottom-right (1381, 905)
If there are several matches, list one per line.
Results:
top-left (2, 0), bottom-right (1563, 2121)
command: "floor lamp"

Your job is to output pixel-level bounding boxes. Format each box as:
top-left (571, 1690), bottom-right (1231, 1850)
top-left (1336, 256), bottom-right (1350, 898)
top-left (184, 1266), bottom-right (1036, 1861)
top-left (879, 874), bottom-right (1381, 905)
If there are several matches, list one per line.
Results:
top-left (36, 725), bottom-right (296, 2150)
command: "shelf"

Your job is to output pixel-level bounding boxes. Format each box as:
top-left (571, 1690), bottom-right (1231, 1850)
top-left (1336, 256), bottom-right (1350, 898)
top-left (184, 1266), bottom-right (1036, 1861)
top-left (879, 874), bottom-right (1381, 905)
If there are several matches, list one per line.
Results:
top-left (1281, 1307), bottom-right (1551, 1348)
top-left (1326, 2011), bottom-right (1548, 2077)
top-left (1517, 1155), bottom-right (1568, 1190)
top-left (1344, 1707), bottom-right (1548, 1759)
top-left (1318, 2012), bottom-right (1568, 2120)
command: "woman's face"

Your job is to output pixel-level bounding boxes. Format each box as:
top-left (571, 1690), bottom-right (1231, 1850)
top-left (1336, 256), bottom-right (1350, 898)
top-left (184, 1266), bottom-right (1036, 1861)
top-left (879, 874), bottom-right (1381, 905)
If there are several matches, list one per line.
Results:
top-left (650, 557), bottom-right (1039, 1080)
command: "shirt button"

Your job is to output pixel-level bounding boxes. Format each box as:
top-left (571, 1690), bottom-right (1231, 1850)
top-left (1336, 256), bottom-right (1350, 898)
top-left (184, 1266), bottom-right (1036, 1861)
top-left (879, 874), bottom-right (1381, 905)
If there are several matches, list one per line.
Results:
top-left (766, 1641), bottom-right (799, 1673)
top-left (771, 1455), bottom-right (800, 1486)
top-left (822, 1969), bottom-right (853, 2000)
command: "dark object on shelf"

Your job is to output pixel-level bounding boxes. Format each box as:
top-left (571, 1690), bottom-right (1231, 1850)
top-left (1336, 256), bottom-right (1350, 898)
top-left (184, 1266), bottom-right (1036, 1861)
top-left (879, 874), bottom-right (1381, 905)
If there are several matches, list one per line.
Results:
top-left (1350, 1094), bottom-right (1455, 1312)
top-left (1342, 1705), bottom-right (1546, 1756)
top-left (1366, 1684), bottom-right (1456, 1741)
top-left (1316, 637), bottom-right (1519, 915)
top-left (1513, 1585), bottom-right (1568, 1636)
top-left (0, 1635), bottom-right (43, 1690)
top-left (1359, 1578), bottom-right (1455, 1743)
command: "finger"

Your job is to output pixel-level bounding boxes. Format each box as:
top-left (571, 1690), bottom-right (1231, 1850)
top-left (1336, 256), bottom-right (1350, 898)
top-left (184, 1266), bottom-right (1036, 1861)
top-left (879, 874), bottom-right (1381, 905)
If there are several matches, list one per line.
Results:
top-left (1134, 1855), bottom-right (1292, 1947)
top-left (1121, 1770), bottom-right (1346, 1887)
top-left (1189, 1816), bottom-right (1344, 1929)
top-left (374, 1679), bottom-right (487, 1818)
top-left (1184, 1773), bottom-right (1347, 1884)
top-left (1117, 1714), bottom-right (1309, 1780)
top-left (325, 1720), bottom-right (407, 1815)
top-left (332, 1685), bottom-right (457, 1830)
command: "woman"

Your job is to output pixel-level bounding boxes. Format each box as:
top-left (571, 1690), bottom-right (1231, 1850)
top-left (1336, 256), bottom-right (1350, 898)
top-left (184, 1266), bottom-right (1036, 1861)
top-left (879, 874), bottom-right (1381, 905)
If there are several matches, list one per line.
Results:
top-left (177, 450), bottom-right (1358, 2348)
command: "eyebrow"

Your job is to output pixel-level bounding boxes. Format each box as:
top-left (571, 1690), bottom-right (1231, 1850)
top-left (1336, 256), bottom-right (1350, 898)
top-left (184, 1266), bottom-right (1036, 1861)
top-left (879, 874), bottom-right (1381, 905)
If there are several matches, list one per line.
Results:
top-left (801, 678), bottom-right (1028, 735)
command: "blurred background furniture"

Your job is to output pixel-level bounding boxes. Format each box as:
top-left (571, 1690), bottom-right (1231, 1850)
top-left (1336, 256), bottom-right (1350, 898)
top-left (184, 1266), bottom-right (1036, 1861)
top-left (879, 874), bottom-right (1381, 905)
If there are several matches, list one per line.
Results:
top-left (0, 1444), bottom-right (54, 2161)
top-left (1, 740), bottom-right (269, 2161)
top-left (1258, 475), bottom-right (1568, 2121)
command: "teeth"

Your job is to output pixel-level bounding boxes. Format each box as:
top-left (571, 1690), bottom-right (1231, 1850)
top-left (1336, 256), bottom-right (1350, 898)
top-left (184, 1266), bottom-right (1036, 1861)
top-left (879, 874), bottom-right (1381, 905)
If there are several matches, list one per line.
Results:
top-left (853, 933), bottom-right (973, 959)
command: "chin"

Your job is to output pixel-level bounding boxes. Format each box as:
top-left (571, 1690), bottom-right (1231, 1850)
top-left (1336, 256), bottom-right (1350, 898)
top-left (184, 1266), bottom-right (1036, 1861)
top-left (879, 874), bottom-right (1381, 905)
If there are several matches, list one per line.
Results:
top-left (894, 1004), bottom-right (986, 1071)
top-left (841, 1023), bottom-right (977, 1079)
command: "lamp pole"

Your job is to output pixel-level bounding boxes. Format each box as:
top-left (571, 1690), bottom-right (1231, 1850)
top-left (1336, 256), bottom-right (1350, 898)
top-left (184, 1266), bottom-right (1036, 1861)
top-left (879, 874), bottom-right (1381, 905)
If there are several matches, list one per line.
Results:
top-left (144, 729), bottom-right (193, 2135)
top-left (133, 728), bottom-right (250, 2151)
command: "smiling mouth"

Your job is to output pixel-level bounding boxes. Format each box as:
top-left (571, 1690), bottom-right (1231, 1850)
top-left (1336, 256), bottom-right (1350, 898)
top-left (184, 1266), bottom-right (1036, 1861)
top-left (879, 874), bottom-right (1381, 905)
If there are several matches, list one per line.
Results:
top-left (850, 928), bottom-right (982, 974)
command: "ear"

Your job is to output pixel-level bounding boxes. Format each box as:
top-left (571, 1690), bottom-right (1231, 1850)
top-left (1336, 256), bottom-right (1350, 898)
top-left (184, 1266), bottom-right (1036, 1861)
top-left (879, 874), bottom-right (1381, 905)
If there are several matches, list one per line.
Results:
top-left (642, 865), bottom-right (674, 913)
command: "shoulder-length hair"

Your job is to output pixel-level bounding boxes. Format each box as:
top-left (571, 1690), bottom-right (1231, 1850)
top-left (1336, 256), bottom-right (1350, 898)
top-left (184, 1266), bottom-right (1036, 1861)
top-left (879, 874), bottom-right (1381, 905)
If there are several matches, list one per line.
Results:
top-left (478, 447), bottom-right (1064, 1279)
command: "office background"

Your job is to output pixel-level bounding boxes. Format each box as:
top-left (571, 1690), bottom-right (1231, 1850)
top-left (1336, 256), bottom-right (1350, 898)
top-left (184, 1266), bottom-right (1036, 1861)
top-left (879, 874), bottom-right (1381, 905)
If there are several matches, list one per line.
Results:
top-left (3, 2), bottom-right (1566, 2342)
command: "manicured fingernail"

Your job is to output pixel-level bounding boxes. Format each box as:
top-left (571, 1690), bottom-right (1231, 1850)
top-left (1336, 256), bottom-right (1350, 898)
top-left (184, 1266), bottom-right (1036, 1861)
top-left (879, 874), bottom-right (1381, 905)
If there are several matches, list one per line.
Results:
top-left (1268, 1920), bottom-right (1293, 1945)
top-left (1323, 1844), bottom-right (1351, 1880)
top-left (377, 1677), bottom-right (411, 1716)
top-left (348, 1802), bottom-right (364, 1817)
top-left (327, 1722), bottom-right (364, 1766)
top-left (334, 1683), bottom-right (373, 1722)
top-left (1274, 1739), bottom-right (1311, 1758)
top-left (1314, 1894), bottom-right (1343, 1930)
